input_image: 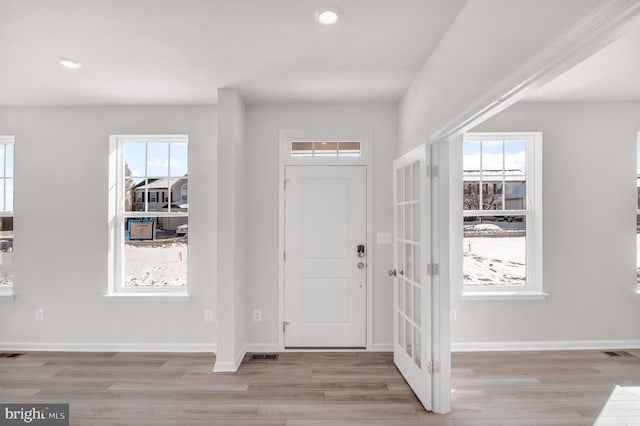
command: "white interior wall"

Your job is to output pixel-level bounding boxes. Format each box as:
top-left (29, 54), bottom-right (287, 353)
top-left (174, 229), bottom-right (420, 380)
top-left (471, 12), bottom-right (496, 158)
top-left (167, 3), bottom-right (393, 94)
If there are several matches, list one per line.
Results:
top-left (0, 106), bottom-right (217, 349)
top-left (244, 103), bottom-right (397, 349)
top-left (454, 101), bottom-right (640, 345)
top-left (398, 0), bottom-right (602, 155)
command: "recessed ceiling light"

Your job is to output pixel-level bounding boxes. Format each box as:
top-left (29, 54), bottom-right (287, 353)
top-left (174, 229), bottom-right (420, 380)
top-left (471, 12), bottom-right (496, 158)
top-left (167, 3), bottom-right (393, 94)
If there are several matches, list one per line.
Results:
top-left (58, 57), bottom-right (83, 70)
top-left (315, 7), bottom-right (340, 26)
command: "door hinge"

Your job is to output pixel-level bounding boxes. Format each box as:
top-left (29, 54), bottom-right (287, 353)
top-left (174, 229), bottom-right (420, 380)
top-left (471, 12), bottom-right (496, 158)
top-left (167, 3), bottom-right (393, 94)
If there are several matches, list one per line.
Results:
top-left (283, 251), bottom-right (286, 261)
top-left (427, 263), bottom-right (439, 276)
top-left (284, 178), bottom-right (290, 190)
top-left (427, 360), bottom-right (440, 374)
top-left (427, 165), bottom-right (439, 179)
top-left (282, 321), bottom-right (290, 333)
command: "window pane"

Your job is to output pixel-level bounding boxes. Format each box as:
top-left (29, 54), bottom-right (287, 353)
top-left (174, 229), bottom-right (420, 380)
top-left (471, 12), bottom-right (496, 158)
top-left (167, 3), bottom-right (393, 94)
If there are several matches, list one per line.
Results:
top-left (124, 143), bottom-right (146, 177)
top-left (338, 141), bottom-right (361, 157)
top-left (0, 145), bottom-right (6, 177)
top-left (481, 140), bottom-right (504, 175)
top-left (124, 217), bottom-right (188, 287)
top-left (482, 181), bottom-right (503, 210)
top-left (147, 143), bottom-right (169, 176)
top-left (463, 216), bottom-right (526, 286)
top-left (170, 143), bottom-right (188, 177)
top-left (291, 142), bottom-right (313, 157)
top-left (463, 140), bottom-right (481, 171)
top-left (637, 214), bottom-right (640, 286)
top-left (0, 181), bottom-right (5, 212)
top-left (0, 217), bottom-right (13, 286)
top-left (5, 144), bottom-right (13, 178)
top-left (463, 182), bottom-right (480, 210)
top-left (125, 178), bottom-right (145, 212)
top-left (505, 140), bottom-right (526, 173)
top-left (5, 179), bottom-right (13, 212)
top-left (505, 181), bottom-right (526, 210)
top-left (314, 142), bottom-right (337, 157)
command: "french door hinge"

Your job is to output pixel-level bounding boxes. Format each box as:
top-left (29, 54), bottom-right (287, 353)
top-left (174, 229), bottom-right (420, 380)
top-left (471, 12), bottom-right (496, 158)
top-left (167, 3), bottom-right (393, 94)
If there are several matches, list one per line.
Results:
top-left (283, 321), bottom-right (290, 333)
top-left (427, 263), bottom-right (439, 276)
top-left (427, 360), bottom-right (440, 374)
top-left (284, 178), bottom-right (290, 190)
top-left (427, 165), bottom-right (439, 179)
top-left (283, 251), bottom-right (286, 261)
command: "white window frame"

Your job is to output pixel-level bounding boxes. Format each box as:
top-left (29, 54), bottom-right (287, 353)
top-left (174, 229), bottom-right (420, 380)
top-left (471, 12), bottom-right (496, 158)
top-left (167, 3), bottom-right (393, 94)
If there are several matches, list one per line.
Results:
top-left (0, 136), bottom-right (14, 298)
top-left (461, 132), bottom-right (545, 300)
top-left (107, 135), bottom-right (189, 300)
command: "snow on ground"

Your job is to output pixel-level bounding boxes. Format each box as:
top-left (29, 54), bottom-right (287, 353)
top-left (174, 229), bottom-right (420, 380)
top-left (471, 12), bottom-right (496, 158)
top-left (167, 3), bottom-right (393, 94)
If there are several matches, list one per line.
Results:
top-left (125, 243), bottom-right (187, 286)
top-left (464, 236), bottom-right (526, 285)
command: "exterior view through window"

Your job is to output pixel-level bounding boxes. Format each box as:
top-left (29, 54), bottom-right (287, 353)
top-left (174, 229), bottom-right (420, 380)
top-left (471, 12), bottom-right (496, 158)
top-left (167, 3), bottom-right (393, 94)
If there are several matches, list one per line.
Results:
top-left (119, 137), bottom-right (188, 288)
top-left (0, 138), bottom-right (14, 292)
top-left (463, 136), bottom-right (529, 287)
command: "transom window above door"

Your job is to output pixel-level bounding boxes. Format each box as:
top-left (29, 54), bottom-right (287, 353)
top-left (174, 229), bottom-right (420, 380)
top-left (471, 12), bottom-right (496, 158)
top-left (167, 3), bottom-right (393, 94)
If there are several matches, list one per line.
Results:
top-left (291, 141), bottom-right (361, 158)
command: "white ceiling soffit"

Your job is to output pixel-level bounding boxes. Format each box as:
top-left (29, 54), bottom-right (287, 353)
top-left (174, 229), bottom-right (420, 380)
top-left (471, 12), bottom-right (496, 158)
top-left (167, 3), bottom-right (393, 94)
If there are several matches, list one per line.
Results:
top-left (526, 19), bottom-right (640, 102)
top-left (0, 0), bottom-right (466, 106)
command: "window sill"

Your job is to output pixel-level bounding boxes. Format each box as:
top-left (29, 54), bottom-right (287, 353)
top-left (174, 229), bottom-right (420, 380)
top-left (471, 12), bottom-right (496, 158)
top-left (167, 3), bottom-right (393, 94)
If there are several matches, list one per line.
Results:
top-left (103, 292), bottom-right (190, 302)
top-left (461, 290), bottom-right (549, 301)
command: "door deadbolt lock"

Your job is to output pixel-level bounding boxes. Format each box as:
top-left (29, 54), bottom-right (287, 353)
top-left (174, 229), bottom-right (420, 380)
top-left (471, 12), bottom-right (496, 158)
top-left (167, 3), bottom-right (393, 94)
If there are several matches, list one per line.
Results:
top-left (357, 244), bottom-right (365, 257)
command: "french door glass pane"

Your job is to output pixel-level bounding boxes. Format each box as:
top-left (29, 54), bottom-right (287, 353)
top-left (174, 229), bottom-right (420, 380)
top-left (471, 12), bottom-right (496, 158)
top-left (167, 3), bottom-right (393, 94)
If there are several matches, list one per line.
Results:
top-left (404, 167), bottom-right (412, 202)
top-left (405, 244), bottom-right (413, 281)
top-left (397, 206), bottom-right (404, 240)
top-left (405, 203), bottom-right (412, 241)
top-left (405, 320), bottom-right (412, 358)
top-left (413, 163), bottom-right (420, 201)
top-left (414, 328), bottom-right (422, 367)
top-left (413, 287), bottom-right (421, 326)
top-left (414, 245), bottom-right (421, 284)
top-left (4, 144), bottom-right (12, 178)
top-left (405, 281), bottom-right (412, 319)
top-left (398, 314), bottom-right (404, 347)
top-left (413, 204), bottom-right (420, 242)
top-left (397, 169), bottom-right (404, 203)
top-left (398, 276), bottom-right (405, 314)
top-left (397, 242), bottom-right (404, 277)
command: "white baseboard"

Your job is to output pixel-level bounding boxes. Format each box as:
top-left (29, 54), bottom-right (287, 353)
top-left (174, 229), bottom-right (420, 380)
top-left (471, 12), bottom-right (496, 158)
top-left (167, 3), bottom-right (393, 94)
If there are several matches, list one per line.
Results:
top-left (452, 340), bottom-right (640, 352)
top-left (213, 344), bottom-right (247, 373)
top-left (372, 343), bottom-right (393, 352)
top-left (0, 342), bottom-right (216, 353)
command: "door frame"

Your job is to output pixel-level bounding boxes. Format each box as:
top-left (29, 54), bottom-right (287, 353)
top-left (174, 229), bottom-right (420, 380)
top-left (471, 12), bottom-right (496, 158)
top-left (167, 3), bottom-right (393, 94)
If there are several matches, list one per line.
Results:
top-left (278, 129), bottom-right (373, 351)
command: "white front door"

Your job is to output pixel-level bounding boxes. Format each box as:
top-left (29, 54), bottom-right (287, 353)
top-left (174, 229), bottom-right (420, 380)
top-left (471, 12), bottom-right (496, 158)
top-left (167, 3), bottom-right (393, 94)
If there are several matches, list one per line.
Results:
top-left (284, 165), bottom-right (367, 348)
top-left (393, 145), bottom-right (432, 410)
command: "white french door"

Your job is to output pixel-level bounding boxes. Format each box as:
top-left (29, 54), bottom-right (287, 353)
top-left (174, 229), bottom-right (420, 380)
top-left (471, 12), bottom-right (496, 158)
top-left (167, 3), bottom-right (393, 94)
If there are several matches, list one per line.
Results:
top-left (283, 165), bottom-right (367, 348)
top-left (392, 144), bottom-right (432, 410)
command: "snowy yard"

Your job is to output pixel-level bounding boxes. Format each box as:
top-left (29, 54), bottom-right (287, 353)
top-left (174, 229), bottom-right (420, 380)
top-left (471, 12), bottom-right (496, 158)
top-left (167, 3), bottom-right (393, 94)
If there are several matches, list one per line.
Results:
top-left (463, 222), bottom-right (526, 286)
top-left (125, 242), bottom-right (187, 286)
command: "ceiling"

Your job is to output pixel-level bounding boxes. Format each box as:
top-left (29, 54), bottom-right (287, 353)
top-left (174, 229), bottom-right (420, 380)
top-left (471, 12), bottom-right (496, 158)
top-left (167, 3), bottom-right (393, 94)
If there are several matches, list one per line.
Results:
top-left (0, 0), bottom-right (466, 106)
top-left (525, 21), bottom-right (640, 102)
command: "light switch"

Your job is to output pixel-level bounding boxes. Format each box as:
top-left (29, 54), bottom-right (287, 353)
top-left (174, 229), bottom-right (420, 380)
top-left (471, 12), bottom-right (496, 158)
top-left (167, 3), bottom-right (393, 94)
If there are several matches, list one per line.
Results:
top-left (377, 232), bottom-right (392, 245)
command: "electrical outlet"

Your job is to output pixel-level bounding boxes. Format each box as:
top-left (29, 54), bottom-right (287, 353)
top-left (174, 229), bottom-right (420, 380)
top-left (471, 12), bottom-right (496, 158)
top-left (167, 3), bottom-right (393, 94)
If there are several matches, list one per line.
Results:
top-left (253, 309), bottom-right (262, 322)
top-left (204, 309), bottom-right (214, 322)
top-left (35, 308), bottom-right (44, 321)
top-left (450, 309), bottom-right (457, 321)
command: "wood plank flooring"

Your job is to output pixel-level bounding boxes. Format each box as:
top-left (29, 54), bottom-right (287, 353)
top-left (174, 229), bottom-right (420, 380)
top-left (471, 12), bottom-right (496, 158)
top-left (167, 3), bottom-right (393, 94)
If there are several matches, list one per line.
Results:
top-left (1, 350), bottom-right (639, 425)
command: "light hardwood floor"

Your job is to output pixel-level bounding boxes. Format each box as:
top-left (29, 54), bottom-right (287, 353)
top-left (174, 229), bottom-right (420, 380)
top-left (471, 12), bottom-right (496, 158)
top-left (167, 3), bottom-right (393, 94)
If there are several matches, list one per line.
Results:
top-left (1, 350), bottom-right (639, 425)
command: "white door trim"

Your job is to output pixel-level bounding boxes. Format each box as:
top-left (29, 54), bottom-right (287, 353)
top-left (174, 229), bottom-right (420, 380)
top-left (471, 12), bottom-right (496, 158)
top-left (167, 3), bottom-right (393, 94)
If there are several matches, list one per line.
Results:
top-left (278, 129), bottom-right (373, 351)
